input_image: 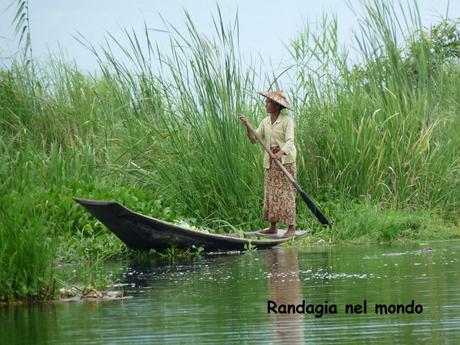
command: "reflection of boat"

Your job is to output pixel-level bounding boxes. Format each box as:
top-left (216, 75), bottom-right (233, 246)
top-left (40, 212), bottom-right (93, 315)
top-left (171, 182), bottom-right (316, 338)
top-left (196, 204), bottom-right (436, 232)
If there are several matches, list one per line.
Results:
top-left (74, 198), bottom-right (292, 252)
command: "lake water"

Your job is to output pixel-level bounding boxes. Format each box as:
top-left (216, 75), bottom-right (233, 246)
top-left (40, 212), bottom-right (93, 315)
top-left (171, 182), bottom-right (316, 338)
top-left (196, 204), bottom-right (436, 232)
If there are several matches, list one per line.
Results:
top-left (1, 241), bottom-right (460, 344)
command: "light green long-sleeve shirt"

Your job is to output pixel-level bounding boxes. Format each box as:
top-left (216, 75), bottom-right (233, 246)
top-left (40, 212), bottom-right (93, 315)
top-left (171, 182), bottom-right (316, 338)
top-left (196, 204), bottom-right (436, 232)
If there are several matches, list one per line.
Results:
top-left (250, 114), bottom-right (297, 169)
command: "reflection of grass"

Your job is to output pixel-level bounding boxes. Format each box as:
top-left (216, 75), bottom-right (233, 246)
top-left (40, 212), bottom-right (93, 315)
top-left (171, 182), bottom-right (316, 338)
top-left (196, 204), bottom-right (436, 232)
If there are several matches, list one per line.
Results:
top-left (1, 1), bottom-right (459, 302)
top-left (244, 242), bottom-right (257, 253)
top-left (157, 244), bottom-right (205, 261)
top-left (54, 261), bottom-right (116, 298)
top-left (128, 244), bottom-right (205, 262)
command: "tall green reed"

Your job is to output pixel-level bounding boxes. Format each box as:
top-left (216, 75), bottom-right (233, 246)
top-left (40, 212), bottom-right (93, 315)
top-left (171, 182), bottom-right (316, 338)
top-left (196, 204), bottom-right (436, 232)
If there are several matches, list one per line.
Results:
top-left (80, 8), bottom-right (268, 226)
top-left (0, 200), bottom-right (56, 302)
top-left (0, 139), bottom-right (56, 302)
top-left (288, 0), bottom-right (459, 213)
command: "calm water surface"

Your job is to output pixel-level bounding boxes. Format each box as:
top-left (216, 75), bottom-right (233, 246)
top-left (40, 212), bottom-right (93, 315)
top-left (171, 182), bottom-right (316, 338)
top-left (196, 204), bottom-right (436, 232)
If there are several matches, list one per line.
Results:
top-left (1, 241), bottom-right (460, 344)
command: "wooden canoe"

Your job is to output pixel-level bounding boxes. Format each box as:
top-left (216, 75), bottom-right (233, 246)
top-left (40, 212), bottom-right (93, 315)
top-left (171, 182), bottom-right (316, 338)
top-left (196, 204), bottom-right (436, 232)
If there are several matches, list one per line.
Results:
top-left (74, 198), bottom-right (294, 252)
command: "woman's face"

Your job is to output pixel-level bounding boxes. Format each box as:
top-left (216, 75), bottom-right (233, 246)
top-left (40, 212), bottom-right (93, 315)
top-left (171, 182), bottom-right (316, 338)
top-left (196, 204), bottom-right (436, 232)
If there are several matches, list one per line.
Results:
top-left (265, 98), bottom-right (280, 113)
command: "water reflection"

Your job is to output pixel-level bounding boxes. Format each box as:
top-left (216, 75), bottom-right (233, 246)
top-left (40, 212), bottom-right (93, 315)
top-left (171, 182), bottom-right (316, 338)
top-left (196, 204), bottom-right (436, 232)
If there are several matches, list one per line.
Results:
top-left (1, 242), bottom-right (460, 344)
top-left (267, 249), bottom-right (304, 344)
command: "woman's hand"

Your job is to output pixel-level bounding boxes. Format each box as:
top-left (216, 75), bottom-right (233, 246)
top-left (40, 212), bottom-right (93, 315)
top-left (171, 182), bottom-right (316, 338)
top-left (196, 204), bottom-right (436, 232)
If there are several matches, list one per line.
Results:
top-left (239, 115), bottom-right (249, 126)
top-left (271, 150), bottom-right (284, 161)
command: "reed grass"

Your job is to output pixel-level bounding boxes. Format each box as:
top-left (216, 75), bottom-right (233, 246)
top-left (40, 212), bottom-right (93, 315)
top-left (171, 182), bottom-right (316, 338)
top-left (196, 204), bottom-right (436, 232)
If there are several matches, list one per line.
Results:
top-left (0, 138), bottom-right (56, 302)
top-left (0, 0), bottom-right (459, 302)
top-left (0, 202), bottom-right (55, 302)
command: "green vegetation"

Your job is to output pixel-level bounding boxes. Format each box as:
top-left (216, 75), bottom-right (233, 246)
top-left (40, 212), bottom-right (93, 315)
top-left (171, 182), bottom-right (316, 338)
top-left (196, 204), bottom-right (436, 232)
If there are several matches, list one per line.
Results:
top-left (1, 1), bottom-right (459, 302)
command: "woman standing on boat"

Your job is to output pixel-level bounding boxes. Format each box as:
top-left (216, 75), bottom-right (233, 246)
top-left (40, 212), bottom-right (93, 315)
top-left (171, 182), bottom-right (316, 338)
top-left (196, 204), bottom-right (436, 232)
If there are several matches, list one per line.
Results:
top-left (240, 90), bottom-right (297, 238)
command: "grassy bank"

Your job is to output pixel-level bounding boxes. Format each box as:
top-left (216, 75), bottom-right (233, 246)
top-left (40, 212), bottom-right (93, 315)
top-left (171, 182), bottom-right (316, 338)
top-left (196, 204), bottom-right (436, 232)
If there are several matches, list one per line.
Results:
top-left (1, 0), bottom-right (459, 302)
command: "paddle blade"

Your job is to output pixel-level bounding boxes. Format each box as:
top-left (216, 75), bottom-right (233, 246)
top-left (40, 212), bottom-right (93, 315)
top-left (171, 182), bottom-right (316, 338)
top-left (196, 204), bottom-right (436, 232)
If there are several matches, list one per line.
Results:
top-left (296, 186), bottom-right (331, 226)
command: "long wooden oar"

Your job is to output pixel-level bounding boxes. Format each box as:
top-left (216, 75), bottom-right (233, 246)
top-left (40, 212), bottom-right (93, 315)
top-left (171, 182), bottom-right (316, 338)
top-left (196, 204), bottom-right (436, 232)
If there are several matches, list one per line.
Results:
top-left (241, 116), bottom-right (331, 226)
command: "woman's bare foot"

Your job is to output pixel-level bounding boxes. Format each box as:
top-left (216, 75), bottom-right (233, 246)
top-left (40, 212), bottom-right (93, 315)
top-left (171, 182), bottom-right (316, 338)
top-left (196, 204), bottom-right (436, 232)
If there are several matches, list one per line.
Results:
top-left (282, 225), bottom-right (296, 238)
top-left (259, 223), bottom-right (277, 234)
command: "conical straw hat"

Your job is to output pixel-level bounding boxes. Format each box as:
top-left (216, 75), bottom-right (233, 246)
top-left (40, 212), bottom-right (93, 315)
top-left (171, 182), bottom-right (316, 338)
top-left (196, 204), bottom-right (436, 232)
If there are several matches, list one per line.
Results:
top-left (258, 90), bottom-right (292, 110)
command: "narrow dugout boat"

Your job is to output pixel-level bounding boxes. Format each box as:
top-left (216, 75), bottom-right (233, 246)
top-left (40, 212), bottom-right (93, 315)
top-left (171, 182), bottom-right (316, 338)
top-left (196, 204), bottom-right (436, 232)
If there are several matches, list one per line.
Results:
top-left (74, 198), bottom-right (295, 252)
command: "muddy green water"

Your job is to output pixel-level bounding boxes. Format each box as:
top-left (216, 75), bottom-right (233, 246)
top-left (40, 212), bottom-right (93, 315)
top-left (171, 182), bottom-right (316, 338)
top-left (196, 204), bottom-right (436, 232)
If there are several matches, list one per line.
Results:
top-left (1, 241), bottom-right (460, 344)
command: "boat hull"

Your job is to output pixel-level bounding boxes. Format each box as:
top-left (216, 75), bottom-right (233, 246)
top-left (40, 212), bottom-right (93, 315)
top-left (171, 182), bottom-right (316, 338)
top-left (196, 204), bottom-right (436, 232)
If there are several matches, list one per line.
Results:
top-left (74, 198), bottom-right (291, 252)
